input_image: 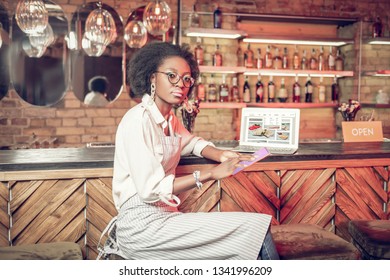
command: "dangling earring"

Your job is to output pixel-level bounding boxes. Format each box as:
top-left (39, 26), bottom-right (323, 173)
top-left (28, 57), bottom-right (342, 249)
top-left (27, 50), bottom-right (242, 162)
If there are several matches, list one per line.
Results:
top-left (148, 83), bottom-right (156, 105)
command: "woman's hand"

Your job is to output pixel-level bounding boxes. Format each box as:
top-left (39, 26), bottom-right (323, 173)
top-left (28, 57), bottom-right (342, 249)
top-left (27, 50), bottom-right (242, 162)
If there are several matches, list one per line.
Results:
top-left (220, 150), bottom-right (254, 163)
top-left (210, 157), bottom-right (241, 180)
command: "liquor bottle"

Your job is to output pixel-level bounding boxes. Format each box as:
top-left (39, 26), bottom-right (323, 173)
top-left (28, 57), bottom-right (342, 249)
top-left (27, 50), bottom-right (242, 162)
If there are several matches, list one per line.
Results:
top-left (318, 46), bottom-right (325, 71)
top-left (188, 4), bottom-right (200, 28)
top-left (194, 37), bottom-right (204, 65)
top-left (318, 76), bottom-right (326, 103)
top-left (278, 78), bottom-right (288, 102)
top-left (213, 5), bottom-right (222, 28)
top-left (212, 44), bottom-right (222, 66)
top-left (327, 46), bottom-right (335, 70)
top-left (292, 45), bottom-right (300, 70)
top-left (267, 76), bottom-right (275, 103)
top-left (273, 47), bottom-right (282, 69)
top-left (243, 75), bottom-right (251, 103)
top-left (255, 74), bottom-right (264, 103)
top-left (264, 45), bottom-right (273, 69)
top-left (335, 49), bottom-right (344, 71)
top-left (230, 76), bottom-right (240, 102)
top-left (331, 76), bottom-right (339, 103)
top-left (282, 47), bottom-right (288, 69)
top-left (301, 49), bottom-right (307, 70)
top-left (309, 48), bottom-right (318, 70)
top-left (256, 48), bottom-right (263, 69)
top-left (292, 75), bottom-right (301, 103)
top-left (372, 16), bottom-right (383, 38)
top-left (236, 45), bottom-right (244, 67)
top-left (304, 75), bottom-right (313, 103)
top-left (244, 43), bottom-right (254, 68)
top-left (219, 74), bottom-right (229, 102)
top-left (208, 74), bottom-right (217, 102)
top-left (197, 75), bottom-right (206, 102)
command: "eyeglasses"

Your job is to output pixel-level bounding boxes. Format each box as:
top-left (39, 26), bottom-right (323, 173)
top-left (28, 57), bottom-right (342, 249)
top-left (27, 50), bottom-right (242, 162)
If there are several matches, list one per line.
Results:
top-left (155, 71), bottom-right (195, 88)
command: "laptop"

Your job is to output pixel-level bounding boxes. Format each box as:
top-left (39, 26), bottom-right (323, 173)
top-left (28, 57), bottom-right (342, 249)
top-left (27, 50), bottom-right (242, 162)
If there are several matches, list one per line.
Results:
top-left (232, 107), bottom-right (301, 154)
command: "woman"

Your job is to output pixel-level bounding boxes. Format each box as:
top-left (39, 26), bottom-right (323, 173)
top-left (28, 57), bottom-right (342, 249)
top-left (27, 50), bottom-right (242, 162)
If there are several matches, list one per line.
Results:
top-left (100, 42), bottom-right (279, 260)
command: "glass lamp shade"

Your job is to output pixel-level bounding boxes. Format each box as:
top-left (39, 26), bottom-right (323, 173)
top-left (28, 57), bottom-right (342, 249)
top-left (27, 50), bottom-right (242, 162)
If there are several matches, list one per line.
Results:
top-left (82, 33), bottom-right (106, 57)
top-left (15, 0), bottom-right (49, 35)
top-left (85, 7), bottom-right (117, 46)
top-left (143, 0), bottom-right (172, 36)
top-left (28, 23), bottom-right (55, 48)
top-left (124, 20), bottom-right (147, 48)
top-left (22, 38), bottom-right (46, 57)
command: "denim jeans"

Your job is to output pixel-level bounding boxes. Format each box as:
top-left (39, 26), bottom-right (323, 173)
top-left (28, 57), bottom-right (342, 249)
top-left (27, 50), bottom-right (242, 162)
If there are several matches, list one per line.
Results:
top-left (258, 229), bottom-right (280, 260)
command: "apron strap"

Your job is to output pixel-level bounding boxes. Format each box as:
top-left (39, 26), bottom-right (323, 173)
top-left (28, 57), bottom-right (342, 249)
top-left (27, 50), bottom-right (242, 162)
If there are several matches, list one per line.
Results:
top-left (97, 216), bottom-right (118, 260)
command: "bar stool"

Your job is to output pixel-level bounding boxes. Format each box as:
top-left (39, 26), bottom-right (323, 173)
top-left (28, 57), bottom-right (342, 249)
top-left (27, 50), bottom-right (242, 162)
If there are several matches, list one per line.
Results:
top-left (271, 223), bottom-right (361, 260)
top-left (348, 220), bottom-right (390, 260)
top-left (0, 242), bottom-right (83, 260)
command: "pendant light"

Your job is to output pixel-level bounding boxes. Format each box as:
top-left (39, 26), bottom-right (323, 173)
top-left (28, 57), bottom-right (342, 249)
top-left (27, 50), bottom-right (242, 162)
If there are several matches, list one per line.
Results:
top-left (82, 33), bottom-right (106, 57)
top-left (124, 20), bottom-right (147, 48)
top-left (84, 1), bottom-right (117, 46)
top-left (143, 0), bottom-right (171, 36)
top-left (22, 37), bottom-right (46, 57)
top-left (28, 23), bottom-right (55, 48)
top-left (15, 0), bottom-right (49, 35)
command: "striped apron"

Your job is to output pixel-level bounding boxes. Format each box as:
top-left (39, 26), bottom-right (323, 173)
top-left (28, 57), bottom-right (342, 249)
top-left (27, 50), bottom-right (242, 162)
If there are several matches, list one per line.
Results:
top-left (98, 114), bottom-right (272, 260)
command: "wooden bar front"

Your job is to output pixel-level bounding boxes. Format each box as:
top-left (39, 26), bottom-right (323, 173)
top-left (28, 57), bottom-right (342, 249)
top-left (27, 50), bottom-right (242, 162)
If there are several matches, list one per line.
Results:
top-left (0, 142), bottom-right (389, 259)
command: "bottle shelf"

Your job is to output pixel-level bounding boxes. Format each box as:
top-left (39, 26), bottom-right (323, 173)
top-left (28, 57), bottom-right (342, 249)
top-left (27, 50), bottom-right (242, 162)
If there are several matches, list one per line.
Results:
top-left (363, 37), bottom-right (390, 45)
top-left (198, 66), bottom-right (353, 77)
top-left (360, 103), bottom-right (390, 108)
top-left (199, 102), bottom-right (338, 109)
top-left (184, 27), bottom-right (247, 39)
top-left (363, 70), bottom-right (390, 77)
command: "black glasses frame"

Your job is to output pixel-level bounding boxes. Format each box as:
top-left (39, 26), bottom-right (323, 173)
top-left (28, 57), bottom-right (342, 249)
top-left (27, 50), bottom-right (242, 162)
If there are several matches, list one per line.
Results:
top-left (155, 71), bottom-right (195, 88)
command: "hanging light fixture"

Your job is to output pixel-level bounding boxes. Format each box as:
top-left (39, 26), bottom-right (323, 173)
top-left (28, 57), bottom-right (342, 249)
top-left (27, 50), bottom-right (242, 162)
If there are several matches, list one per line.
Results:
top-left (15, 0), bottom-right (49, 35)
top-left (28, 23), bottom-right (55, 48)
top-left (22, 37), bottom-right (46, 57)
top-left (82, 33), bottom-right (106, 57)
top-left (143, 0), bottom-right (171, 36)
top-left (84, 1), bottom-right (117, 46)
top-left (124, 20), bottom-right (147, 48)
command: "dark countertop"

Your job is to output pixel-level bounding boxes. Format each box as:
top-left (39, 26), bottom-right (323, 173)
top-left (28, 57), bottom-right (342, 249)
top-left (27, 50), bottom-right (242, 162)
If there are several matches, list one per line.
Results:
top-left (0, 142), bottom-right (390, 172)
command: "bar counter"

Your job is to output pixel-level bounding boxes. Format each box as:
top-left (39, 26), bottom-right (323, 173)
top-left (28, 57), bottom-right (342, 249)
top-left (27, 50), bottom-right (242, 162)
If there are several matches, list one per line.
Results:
top-left (0, 142), bottom-right (389, 259)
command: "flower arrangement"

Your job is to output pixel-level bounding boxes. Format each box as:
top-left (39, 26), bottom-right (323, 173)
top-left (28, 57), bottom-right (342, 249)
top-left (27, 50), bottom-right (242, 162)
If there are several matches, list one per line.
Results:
top-left (181, 98), bottom-right (201, 132)
top-left (338, 100), bottom-right (361, 121)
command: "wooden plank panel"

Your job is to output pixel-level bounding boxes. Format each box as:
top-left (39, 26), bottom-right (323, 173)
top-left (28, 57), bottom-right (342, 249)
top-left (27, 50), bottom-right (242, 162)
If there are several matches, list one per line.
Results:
top-left (280, 169), bottom-right (335, 224)
top-left (178, 180), bottom-right (218, 213)
top-left (51, 212), bottom-right (86, 244)
top-left (11, 179), bottom-right (84, 240)
top-left (247, 171), bottom-right (280, 210)
top-left (86, 178), bottom-right (117, 217)
top-left (222, 173), bottom-right (276, 216)
top-left (337, 168), bottom-right (386, 219)
top-left (87, 197), bottom-right (116, 234)
top-left (191, 184), bottom-right (221, 213)
top-left (334, 207), bottom-right (354, 242)
top-left (220, 190), bottom-right (243, 212)
top-left (87, 223), bottom-right (102, 260)
top-left (39, 189), bottom-right (86, 243)
top-left (346, 167), bottom-right (387, 202)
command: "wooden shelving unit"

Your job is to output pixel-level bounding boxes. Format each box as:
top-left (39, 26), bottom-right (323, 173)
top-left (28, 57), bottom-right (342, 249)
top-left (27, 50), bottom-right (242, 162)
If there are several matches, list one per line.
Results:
top-left (199, 102), bottom-right (338, 109)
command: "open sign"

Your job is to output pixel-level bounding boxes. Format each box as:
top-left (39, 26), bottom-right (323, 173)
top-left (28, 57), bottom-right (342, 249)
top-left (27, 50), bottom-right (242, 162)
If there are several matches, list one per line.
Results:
top-left (342, 121), bottom-right (383, 142)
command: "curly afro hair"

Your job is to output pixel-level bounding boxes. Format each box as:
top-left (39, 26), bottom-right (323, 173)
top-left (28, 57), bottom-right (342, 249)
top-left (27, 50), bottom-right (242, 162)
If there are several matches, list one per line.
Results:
top-left (128, 42), bottom-right (199, 97)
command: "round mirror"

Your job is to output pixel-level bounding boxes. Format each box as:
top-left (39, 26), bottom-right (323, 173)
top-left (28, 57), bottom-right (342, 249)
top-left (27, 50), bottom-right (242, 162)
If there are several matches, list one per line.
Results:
top-left (0, 2), bottom-right (10, 101)
top-left (70, 2), bottom-right (123, 106)
top-left (10, 0), bottom-right (68, 106)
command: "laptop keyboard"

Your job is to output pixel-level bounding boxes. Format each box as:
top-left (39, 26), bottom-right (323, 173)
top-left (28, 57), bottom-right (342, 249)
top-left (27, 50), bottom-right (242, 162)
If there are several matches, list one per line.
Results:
top-left (234, 145), bottom-right (296, 154)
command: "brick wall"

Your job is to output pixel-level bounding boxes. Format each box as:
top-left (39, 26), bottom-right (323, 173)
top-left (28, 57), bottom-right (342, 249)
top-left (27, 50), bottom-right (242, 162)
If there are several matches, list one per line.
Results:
top-left (0, 0), bottom-right (389, 148)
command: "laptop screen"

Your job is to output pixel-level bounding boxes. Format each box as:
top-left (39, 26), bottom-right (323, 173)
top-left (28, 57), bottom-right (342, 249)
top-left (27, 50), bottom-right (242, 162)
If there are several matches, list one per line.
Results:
top-left (239, 108), bottom-right (300, 148)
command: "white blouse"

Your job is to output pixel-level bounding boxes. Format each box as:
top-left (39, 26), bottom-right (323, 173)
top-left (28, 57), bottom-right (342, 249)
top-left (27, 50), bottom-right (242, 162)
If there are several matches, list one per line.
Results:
top-left (112, 94), bottom-right (212, 210)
